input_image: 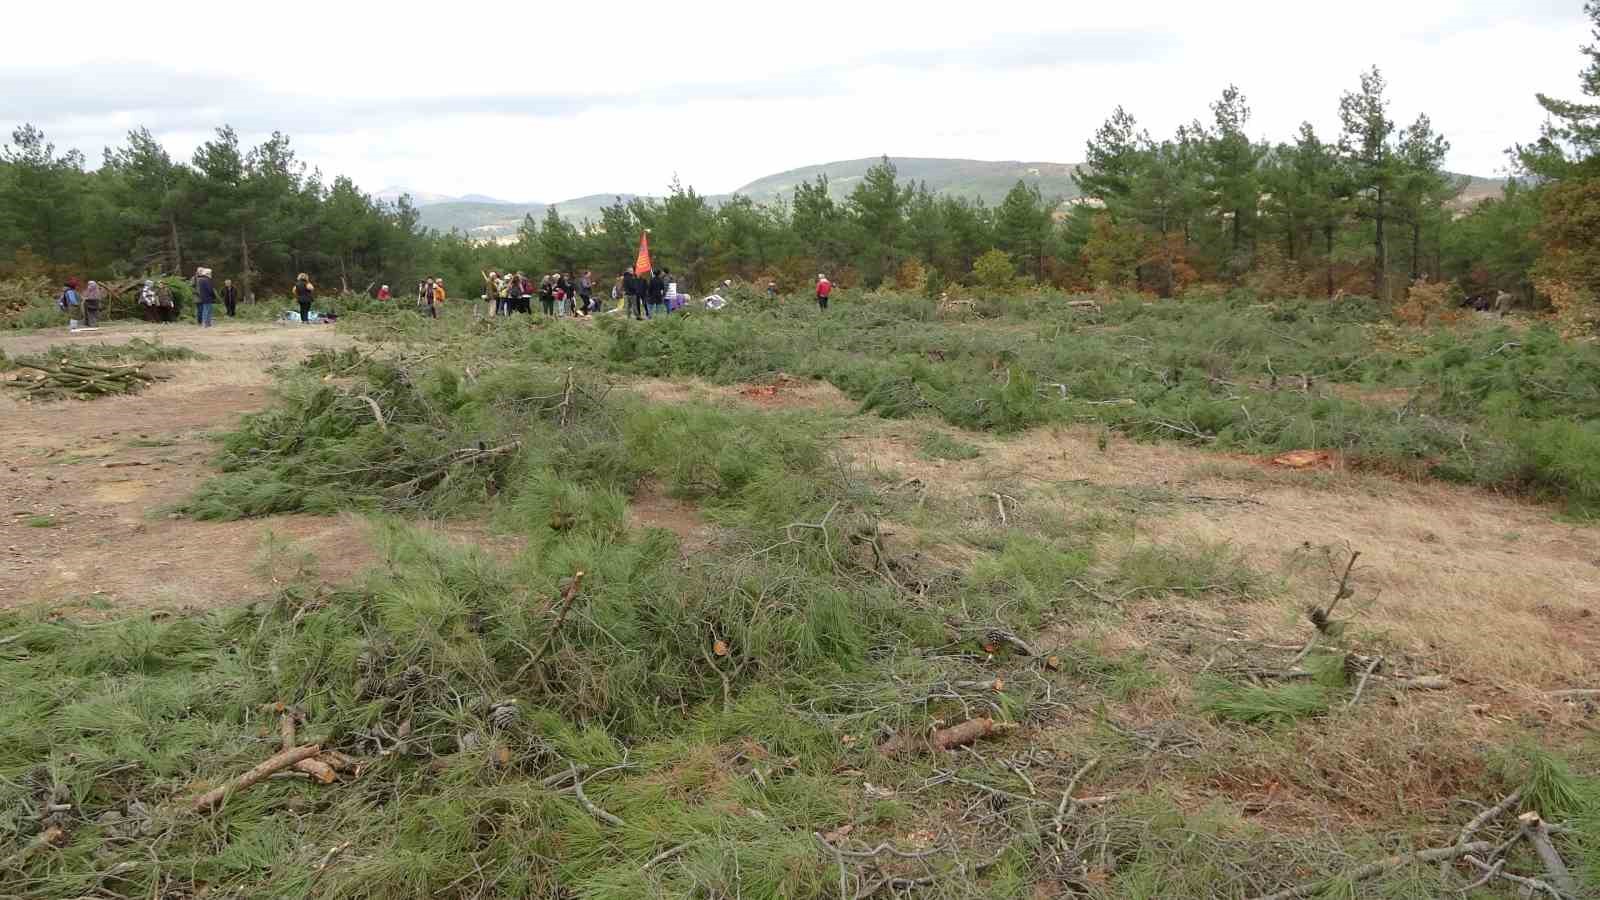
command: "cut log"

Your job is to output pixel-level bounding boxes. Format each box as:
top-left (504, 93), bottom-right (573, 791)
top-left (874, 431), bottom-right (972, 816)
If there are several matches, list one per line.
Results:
top-left (879, 717), bottom-right (1010, 755)
top-left (293, 758), bottom-right (338, 784)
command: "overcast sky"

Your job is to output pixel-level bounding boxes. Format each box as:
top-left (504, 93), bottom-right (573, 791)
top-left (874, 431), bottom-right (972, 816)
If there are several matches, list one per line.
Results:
top-left (4, 0), bottom-right (1592, 202)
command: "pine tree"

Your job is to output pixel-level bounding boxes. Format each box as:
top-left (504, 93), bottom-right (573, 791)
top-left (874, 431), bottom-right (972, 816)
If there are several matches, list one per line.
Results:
top-left (1339, 67), bottom-right (1400, 299)
top-left (1518, 1), bottom-right (1600, 179)
top-left (993, 180), bottom-right (1052, 279)
top-left (847, 156), bottom-right (912, 286)
top-left (1393, 114), bottom-right (1457, 281)
top-left (1203, 85), bottom-right (1266, 276)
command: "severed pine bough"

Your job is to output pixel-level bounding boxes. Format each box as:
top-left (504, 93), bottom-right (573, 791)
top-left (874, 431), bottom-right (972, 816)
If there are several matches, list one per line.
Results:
top-left (5, 359), bottom-right (161, 401)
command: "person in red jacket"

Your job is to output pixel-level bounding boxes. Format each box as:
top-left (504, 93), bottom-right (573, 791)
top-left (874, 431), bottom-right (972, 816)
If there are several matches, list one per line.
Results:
top-left (377, 284), bottom-right (391, 301)
top-left (815, 273), bottom-right (833, 311)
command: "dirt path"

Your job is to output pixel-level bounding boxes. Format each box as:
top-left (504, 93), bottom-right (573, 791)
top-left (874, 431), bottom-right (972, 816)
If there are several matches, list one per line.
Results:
top-left (0, 321), bottom-right (374, 614)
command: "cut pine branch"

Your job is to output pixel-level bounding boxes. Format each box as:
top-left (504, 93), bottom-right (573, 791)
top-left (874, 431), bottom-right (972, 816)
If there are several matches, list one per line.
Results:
top-left (1247, 840), bottom-right (1494, 900)
top-left (191, 744), bottom-right (323, 813)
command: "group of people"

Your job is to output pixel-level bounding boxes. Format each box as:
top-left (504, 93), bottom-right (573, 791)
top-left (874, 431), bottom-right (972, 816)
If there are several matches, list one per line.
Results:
top-left (616, 267), bottom-right (686, 320)
top-left (57, 268), bottom-right (245, 330)
top-left (478, 271), bottom-right (600, 317)
top-left (412, 277), bottom-right (447, 318)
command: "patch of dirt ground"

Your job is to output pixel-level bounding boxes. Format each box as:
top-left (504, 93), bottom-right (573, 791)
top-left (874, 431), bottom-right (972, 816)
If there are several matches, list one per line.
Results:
top-left (629, 479), bottom-right (717, 554)
top-left (0, 321), bottom-right (379, 614)
top-left (844, 422), bottom-right (1600, 700)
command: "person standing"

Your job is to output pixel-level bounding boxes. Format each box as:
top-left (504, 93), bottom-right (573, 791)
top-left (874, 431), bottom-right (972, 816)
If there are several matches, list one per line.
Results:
top-left (194, 267), bottom-right (217, 327)
top-left (222, 278), bottom-right (240, 316)
top-left (647, 268), bottom-right (666, 318)
top-left (578, 270), bottom-right (594, 316)
top-left (58, 279), bottom-right (81, 326)
top-left (294, 273), bottom-right (315, 322)
top-left (766, 279), bottom-right (778, 299)
top-left (376, 283), bottom-right (391, 302)
top-left (622, 268), bottom-right (642, 320)
top-left (432, 277), bottom-right (446, 317)
top-left (815, 273), bottom-right (833, 311)
top-left (538, 275), bottom-right (555, 316)
top-left (81, 280), bottom-right (104, 328)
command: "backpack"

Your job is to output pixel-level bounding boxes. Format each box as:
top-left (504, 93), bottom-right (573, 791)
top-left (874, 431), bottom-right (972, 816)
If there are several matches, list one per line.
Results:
top-left (59, 288), bottom-right (79, 309)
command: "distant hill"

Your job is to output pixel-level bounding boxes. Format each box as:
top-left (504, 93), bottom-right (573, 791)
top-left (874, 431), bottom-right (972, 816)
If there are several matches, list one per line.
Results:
top-left (409, 158), bottom-right (1088, 238)
top-left (731, 157), bottom-right (1084, 207)
top-left (407, 158), bottom-right (1504, 239)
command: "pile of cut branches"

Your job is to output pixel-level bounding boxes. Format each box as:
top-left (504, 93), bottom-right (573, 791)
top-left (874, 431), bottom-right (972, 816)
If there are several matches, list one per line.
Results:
top-left (4, 358), bottom-right (160, 401)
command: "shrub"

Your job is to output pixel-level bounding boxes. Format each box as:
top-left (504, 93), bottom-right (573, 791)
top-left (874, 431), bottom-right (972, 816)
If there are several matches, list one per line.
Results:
top-left (970, 249), bottom-right (1017, 294)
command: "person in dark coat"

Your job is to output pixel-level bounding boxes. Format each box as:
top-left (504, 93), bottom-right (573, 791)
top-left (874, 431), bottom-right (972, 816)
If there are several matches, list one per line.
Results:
top-left (222, 278), bottom-right (239, 317)
top-left (623, 268), bottom-right (645, 320)
top-left (294, 273), bottom-right (315, 323)
top-left (647, 268), bottom-right (666, 318)
top-left (194, 267), bottom-right (217, 327)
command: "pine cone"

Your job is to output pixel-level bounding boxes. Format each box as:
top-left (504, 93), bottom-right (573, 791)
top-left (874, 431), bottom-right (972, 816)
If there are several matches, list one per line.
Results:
top-left (982, 628), bottom-right (1034, 656)
top-left (490, 701), bottom-right (519, 731)
top-left (402, 665), bottom-right (425, 691)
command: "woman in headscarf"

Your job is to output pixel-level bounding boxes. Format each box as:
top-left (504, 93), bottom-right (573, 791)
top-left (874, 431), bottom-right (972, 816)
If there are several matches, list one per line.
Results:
top-left (139, 279), bottom-right (160, 322)
top-left (82, 280), bottom-right (105, 328)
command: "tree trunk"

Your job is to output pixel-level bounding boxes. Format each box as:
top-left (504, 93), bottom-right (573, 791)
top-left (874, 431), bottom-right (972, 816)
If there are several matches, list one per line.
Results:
top-left (169, 213), bottom-right (184, 276)
top-left (239, 228), bottom-right (253, 304)
top-left (1410, 218), bottom-right (1421, 282)
top-left (1324, 223), bottom-right (1335, 298)
top-left (1373, 186), bottom-right (1387, 300)
top-left (339, 255), bottom-right (350, 294)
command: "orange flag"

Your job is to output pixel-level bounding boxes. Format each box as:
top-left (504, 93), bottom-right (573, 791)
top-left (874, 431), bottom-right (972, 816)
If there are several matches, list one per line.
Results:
top-left (634, 231), bottom-right (652, 275)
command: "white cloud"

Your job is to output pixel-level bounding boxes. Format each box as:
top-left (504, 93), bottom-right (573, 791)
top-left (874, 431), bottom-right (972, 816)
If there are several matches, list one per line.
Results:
top-left (3, 0), bottom-right (1591, 199)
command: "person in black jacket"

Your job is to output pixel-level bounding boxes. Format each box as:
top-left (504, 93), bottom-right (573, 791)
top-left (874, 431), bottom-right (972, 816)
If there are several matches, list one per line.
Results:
top-left (222, 278), bottom-right (239, 317)
top-left (647, 268), bottom-right (666, 318)
top-left (295, 273), bottom-right (315, 323)
top-left (623, 268), bottom-right (644, 320)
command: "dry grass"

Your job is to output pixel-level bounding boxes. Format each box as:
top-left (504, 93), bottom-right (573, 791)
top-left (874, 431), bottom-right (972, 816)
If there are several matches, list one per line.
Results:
top-left (842, 417), bottom-right (1599, 697)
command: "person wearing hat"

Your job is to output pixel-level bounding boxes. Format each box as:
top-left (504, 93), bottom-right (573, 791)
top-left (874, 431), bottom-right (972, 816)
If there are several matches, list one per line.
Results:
top-left (194, 267), bottom-right (216, 326)
top-left (815, 273), bottom-right (833, 311)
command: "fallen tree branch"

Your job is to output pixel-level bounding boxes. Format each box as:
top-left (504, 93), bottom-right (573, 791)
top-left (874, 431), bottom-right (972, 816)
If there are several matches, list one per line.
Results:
top-left (643, 842), bottom-right (690, 870)
top-left (1290, 549), bottom-right (1360, 666)
top-left (1519, 812), bottom-right (1578, 897)
top-left (1441, 788), bottom-right (1521, 883)
top-left (1463, 855), bottom-right (1568, 899)
top-left (567, 762), bottom-right (624, 827)
top-left (191, 744), bottom-right (323, 813)
top-left (513, 571), bottom-right (585, 681)
top-left (1546, 689), bottom-right (1600, 700)
top-left (1347, 655), bottom-right (1383, 708)
top-left (1052, 756), bottom-right (1101, 835)
top-left (358, 394), bottom-right (386, 431)
top-left (1246, 840), bottom-right (1493, 900)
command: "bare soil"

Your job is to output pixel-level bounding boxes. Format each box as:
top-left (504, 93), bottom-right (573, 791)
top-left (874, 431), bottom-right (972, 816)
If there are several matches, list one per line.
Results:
top-left (0, 320), bottom-right (370, 613)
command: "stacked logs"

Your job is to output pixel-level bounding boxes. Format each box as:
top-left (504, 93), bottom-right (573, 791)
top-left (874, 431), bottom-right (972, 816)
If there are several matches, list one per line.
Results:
top-left (5, 359), bottom-right (159, 401)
